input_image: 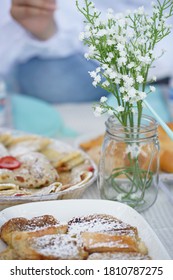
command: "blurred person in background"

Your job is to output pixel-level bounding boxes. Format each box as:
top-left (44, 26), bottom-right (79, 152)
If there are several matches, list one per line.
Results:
top-left (0, 0), bottom-right (173, 103)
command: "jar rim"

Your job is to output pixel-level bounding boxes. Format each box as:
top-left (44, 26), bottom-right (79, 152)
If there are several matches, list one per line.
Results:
top-left (105, 114), bottom-right (158, 140)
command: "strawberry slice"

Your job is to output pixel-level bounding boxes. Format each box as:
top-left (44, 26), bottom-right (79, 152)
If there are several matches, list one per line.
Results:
top-left (0, 156), bottom-right (21, 170)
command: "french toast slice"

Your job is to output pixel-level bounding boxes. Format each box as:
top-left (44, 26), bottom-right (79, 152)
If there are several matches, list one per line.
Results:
top-left (68, 214), bottom-right (138, 238)
top-left (0, 215), bottom-right (68, 245)
top-left (87, 252), bottom-right (151, 260)
top-left (11, 233), bottom-right (88, 260)
top-left (81, 231), bottom-right (146, 254)
top-left (0, 247), bottom-right (21, 260)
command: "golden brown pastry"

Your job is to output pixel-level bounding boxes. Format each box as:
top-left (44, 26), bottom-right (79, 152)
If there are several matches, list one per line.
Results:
top-left (81, 232), bottom-right (141, 254)
top-left (0, 213), bottom-right (150, 260)
top-left (0, 215), bottom-right (67, 245)
top-left (68, 214), bottom-right (138, 237)
top-left (11, 233), bottom-right (88, 260)
top-left (158, 123), bottom-right (173, 172)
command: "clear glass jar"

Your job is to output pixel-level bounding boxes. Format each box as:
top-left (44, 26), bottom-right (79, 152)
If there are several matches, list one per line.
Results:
top-left (98, 115), bottom-right (159, 212)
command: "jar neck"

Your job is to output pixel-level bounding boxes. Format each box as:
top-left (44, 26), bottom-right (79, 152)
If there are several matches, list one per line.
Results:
top-left (105, 114), bottom-right (158, 141)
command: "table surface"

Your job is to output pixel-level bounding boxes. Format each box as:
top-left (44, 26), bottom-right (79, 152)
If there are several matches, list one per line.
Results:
top-left (55, 102), bottom-right (173, 259)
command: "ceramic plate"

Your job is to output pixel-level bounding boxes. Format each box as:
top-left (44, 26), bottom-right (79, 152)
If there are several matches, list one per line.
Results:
top-left (0, 199), bottom-right (170, 260)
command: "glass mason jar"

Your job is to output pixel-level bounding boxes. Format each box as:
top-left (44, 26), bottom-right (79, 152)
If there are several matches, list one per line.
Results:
top-left (98, 115), bottom-right (159, 212)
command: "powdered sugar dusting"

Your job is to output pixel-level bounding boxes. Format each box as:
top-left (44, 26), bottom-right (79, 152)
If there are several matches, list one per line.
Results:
top-left (31, 234), bottom-right (84, 259)
top-left (68, 214), bottom-right (136, 235)
top-left (14, 215), bottom-right (62, 232)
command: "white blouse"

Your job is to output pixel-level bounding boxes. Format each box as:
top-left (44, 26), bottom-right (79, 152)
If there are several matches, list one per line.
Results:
top-left (0, 0), bottom-right (172, 80)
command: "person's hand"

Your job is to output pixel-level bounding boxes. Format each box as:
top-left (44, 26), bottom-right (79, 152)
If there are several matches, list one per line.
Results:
top-left (11, 0), bottom-right (57, 40)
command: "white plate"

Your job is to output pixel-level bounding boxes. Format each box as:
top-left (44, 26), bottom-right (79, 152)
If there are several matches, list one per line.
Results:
top-left (0, 199), bottom-right (170, 260)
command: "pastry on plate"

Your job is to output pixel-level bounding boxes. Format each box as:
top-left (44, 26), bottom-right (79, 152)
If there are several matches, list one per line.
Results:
top-left (0, 215), bottom-right (67, 245)
top-left (0, 213), bottom-right (150, 260)
top-left (11, 233), bottom-right (87, 260)
top-left (158, 122), bottom-right (173, 173)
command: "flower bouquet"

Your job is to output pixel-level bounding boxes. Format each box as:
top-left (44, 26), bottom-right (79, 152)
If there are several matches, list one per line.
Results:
top-left (76, 0), bottom-right (173, 211)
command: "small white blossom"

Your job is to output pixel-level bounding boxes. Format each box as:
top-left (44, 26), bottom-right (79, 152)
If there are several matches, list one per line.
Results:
top-left (138, 91), bottom-right (147, 100)
top-left (126, 144), bottom-right (141, 159)
top-left (150, 86), bottom-right (156, 92)
top-left (106, 57), bottom-right (112, 62)
top-left (119, 87), bottom-right (125, 93)
top-left (152, 76), bottom-right (157, 82)
top-left (131, 193), bottom-right (139, 199)
top-left (96, 29), bottom-right (107, 37)
top-left (127, 87), bottom-right (137, 98)
top-left (108, 109), bottom-right (114, 116)
top-left (117, 43), bottom-right (125, 51)
top-left (79, 32), bottom-right (85, 41)
top-left (123, 95), bottom-right (130, 102)
top-left (136, 76), bottom-right (144, 83)
top-left (127, 62), bottom-right (135, 69)
top-left (100, 96), bottom-right (108, 103)
top-left (96, 67), bottom-right (101, 73)
top-left (117, 57), bottom-right (127, 66)
top-left (116, 193), bottom-right (125, 201)
top-left (117, 106), bottom-right (125, 112)
top-left (102, 80), bottom-right (110, 87)
top-left (84, 53), bottom-right (90, 60)
top-left (107, 39), bottom-right (115, 46)
top-left (93, 106), bottom-right (103, 117)
top-left (137, 6), bottom-right (145, 15)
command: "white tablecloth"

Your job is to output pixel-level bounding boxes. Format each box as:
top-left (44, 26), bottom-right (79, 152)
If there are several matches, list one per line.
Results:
top-left (55, 102), bottom-right (173, 259)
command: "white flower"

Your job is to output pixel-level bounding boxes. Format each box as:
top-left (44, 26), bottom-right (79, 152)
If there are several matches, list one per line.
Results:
top-left (150, 86), bottom-right (156, 92)
top-left (137, 6), bottom-right (145, 15)
top-left (136, 76), bottom-right (144, 83)
top-left (96, 29), bottom-right (107, 37)
top-left (96, 67), bottom-right (101, 73)
top-left (107, 39), bottom-right (115, 46)
top-left (117, 57), bottom-right (127, 66)
top-left (102, 80), bottom-right (110, 87)
top-left (88, 70), bottom-right (97, 78)
top-left (93, 106), bottom-right (103, 117)
top-left (138, 91), bottom-right (147, 100)
top-left (126, 144), bottom-right (141, 159)
top-left (152, 76), bottom-right (157, 82)
top-left (108, 109), bottom-right (114, 116)
top-left (117, 43), bottom-right (125, 52)
top-left (127, 87), bottom-right (137, 98)
top-left (119, 87), bottom-right (125, 93)
top-left (117, 106), bottom-right (125, 112)
top-left (106, 57), bottom-right (112, 63)
top-left (127, 62), bottom-right (135, 69)
top-left (84, 53), bottom-right (90, 60)
top-left (100, 96), bottom-right (107, 103)
top-left (115, 78), bottom-right (121, 84)
top-left (84, 24), bottom-right (91, 31)
top-left (79, 32), bottom-right (85, 41)
top-left (119, 50), bottom-right (127, 57)
top-left (123, 95), bottom-right (130, 102)
top-left (123, 76), bottom-right (134, 87)
top-left (109, 72), bottom-right (117, 79)
top-left (131, 193), bottom-right (139, 199)
top-left (116, 193), bottom-right (125, 202)
top-left (93, 74), bottom-right (101, 86)
top-left (88, 45), bottom-right (97, 55)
